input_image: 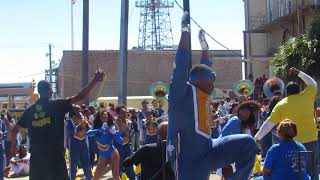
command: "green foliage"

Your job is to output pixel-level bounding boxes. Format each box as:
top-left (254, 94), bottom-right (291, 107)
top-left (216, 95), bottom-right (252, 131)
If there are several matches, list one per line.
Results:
top-left (271, 18), bottom-right (320, 81)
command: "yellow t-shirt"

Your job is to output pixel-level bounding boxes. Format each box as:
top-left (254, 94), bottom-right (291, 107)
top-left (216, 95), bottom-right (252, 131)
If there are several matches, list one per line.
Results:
top-left (269, 85), bottom-right (317, 144)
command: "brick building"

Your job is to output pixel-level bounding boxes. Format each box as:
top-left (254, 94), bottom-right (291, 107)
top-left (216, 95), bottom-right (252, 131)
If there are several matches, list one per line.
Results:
top-left (57, 50), bottom-right (242, 101)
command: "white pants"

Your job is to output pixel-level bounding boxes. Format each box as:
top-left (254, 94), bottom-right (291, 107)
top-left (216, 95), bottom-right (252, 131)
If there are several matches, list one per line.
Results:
top-left (11, 162), bottom-right (29, 175)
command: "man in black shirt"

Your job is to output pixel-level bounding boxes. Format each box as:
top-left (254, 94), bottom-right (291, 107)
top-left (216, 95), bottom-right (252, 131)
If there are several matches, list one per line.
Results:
top-left (10, 68), bottom-right (105, 180)
top-left (123, 122), bottom-right (174, 180)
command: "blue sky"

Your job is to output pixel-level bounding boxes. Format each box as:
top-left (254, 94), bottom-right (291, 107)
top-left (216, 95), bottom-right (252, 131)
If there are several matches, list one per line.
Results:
top-left (0, 0), bottom-right (245, 83)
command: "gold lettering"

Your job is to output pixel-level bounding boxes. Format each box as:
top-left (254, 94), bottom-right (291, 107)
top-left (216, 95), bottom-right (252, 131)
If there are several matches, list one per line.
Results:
top-left (32, 117), bottom-right (51, 127)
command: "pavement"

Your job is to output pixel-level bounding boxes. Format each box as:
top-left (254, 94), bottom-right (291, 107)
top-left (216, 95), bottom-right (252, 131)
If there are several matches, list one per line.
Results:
top-left (4, 168), bottom-right (221, 180)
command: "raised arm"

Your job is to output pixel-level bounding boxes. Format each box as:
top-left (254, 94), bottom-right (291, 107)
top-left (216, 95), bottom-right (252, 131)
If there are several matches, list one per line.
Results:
top-left (199, 29), bottom-right (213, 67)
top-left (169, 12), bottom-right (191, 104)
top-left (287, 66), bottom-right (318, 87)
top-left (69, 67), bottom-right (105, 104)
top-left (288, 67), bottom-right (317, 97)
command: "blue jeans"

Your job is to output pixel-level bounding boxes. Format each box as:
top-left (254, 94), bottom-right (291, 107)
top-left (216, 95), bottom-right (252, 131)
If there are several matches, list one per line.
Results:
top-left (303, 141), bottom-right (319, 180)
top-left (69, 138), bottom-right (92, 180)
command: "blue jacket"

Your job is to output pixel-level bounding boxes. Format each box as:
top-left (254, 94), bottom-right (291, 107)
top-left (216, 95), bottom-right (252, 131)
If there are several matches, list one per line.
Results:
top-left (168, 48), bottom-right (213, 163)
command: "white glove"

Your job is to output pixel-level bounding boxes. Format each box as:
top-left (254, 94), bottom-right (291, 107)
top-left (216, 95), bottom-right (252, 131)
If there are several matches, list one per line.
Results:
top-left (109, 125), bottom-right (117, 135)
top-left (181, 11), bottom-right (190, 32)
top-left (198, 29), bottom-right (209, 50)
top-left (102, 122), bottom-right (108, 130)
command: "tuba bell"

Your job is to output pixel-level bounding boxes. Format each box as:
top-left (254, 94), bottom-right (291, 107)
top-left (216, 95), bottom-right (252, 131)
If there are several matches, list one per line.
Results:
top-left (149, 82), bottom-right (169, 100)
top-left (263, 78), bottom-right (285, 98)
top-left (233, 80), bottom-right (255, 97)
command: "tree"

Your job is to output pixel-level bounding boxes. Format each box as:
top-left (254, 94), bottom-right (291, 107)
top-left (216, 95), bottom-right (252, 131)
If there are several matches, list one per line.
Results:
top-left (271, 18), bottom-right (320, 82)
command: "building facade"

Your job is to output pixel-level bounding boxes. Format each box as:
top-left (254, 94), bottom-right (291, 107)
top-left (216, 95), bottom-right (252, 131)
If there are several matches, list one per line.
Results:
top-left (243, 0), bottom-right (320, 79)
top-left (57, 50), bottom-right (242, 101)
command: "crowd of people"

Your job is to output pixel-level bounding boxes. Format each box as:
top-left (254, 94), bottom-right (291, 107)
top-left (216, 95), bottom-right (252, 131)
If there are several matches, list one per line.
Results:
top-left (0, 12), bottom-right (319, 180)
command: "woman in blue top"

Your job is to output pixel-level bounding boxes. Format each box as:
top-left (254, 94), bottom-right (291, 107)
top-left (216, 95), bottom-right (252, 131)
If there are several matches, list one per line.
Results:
top-left (218, 101), bottom-right (260, 179)
top-left (262, 119), bottom-right (311, 180)
top-left (87, 110), bottom-right (123, 180)
top-left (220, 101), bottom-right (260, 138)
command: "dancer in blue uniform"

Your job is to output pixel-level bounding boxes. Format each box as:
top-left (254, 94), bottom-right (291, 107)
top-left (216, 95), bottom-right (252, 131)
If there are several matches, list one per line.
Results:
top-left (138, 100), bottom-right (157, 145)
top-left (114, 105), bottom-right (136, 180)
top-left (87, 110), bottom-right (123, 180)
top-left (65, 105), bottom-right (92, 180)
top-left (167, 12), bottom-right (258, 180)
top-left (145, 116), bottom-right (158, 144)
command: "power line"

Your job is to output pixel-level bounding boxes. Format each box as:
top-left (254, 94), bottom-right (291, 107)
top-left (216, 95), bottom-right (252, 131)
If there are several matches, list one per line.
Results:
top-left (18, 72), bottom-right (45, 78)
top-left (173, 0), bottom-right (242, 57)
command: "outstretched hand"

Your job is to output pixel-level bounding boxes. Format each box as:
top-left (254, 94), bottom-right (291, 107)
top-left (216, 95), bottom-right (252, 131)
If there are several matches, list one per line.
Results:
top-left (94, 66), bottom-right (105, 82)
top-left (288, 67), bottom-right (300, 77)
top-left (198, 29), bottom-right (209, 50)
top-left (181, 11), bottom-right (190, 32)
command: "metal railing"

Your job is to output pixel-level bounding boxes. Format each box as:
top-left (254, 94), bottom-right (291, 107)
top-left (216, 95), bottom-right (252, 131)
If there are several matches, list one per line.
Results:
top-left (267, 0), bottom-right (320, 22)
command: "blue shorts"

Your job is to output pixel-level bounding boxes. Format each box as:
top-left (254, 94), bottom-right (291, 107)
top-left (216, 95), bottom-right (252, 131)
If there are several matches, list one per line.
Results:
top-left (99, 145), bottom-right (116, 161)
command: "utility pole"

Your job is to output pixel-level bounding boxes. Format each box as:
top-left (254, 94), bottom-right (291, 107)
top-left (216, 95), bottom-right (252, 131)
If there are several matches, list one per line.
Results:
top-left (82, 0), bottom-right (89, 104)
top-left (82, 0), bottom-right (89, 87)
top-left (119, 0), bottom-right (129, 105)
top-left (48, 44), bottom-right (52, 85)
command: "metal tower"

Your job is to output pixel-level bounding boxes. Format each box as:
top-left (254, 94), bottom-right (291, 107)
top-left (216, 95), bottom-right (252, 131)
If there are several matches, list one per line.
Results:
top-left (136, 0), bottom-right (174, 50)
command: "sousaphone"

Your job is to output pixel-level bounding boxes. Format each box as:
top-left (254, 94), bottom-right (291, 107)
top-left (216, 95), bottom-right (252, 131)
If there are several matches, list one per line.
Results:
top-left (149, 82), bottom-right (169, 99)
top-left (233, 80), bottom-right (255, 97)
top-left (263, 78), bottom-right (285, 98)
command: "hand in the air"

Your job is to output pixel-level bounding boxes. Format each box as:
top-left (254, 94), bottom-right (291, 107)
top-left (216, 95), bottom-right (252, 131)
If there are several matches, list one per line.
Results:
top-left (288, 67), bottom-right (300, 77)
top-left (198, 29), bottom-right (209, 50)
top-left (181, 11), bottom-right (190, 32)
top-left (94, 66), bottom-right (105, 82)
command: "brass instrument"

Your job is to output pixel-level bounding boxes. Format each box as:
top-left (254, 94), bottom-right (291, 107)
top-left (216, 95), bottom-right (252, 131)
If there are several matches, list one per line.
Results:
top-left (149, 82), bottom-right (169, 109)
top-left (126, 112), bottom-right (132, 119)
top-left (233, 80), bottom-right (255, 97)
top-left (263, 78), bottom-right (285, 98)
top-left (149, 82), bottom-right (169, 100)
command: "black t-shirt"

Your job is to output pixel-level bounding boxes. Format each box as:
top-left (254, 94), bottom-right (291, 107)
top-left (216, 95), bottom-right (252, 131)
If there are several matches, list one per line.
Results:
top-left (18, 98), bottom-right (72, 154)
top-left (124, 141), bottom-right (174, 180)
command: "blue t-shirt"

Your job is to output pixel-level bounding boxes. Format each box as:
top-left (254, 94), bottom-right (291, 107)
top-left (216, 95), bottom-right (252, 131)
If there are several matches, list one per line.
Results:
top-left (264, 140), bottom-right (311, 180)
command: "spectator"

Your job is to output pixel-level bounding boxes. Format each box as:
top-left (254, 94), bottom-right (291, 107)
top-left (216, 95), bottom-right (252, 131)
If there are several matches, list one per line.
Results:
top-left (9, 144), bottom-right (30, 178)
top-left (260, 120), bottom-right (310, 180)
top-left (123, 122), bottom-right (175, 180)
top-left (129, 108), bottom-right (140, 151)
top-left (2, 112), bottom-right (15, 167)
top-left (218, 100), bottom-right (227, 116)
top-left (255, 68), bottom-right (319, 180)
top-left (224, 97), bottom-right (231, 113)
